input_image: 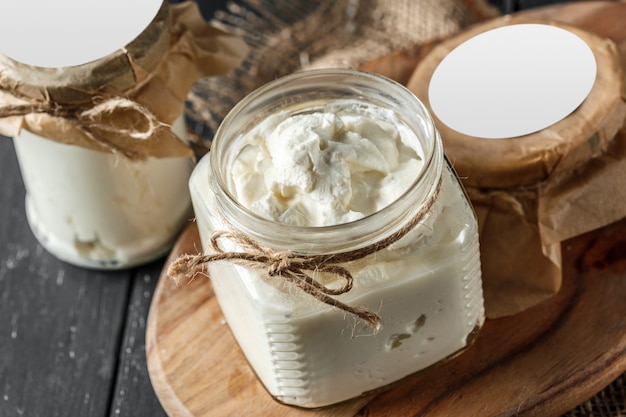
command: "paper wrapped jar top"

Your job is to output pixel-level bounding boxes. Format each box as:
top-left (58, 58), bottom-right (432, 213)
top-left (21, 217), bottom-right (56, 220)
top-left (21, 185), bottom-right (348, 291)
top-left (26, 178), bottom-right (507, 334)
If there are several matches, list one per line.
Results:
top-left (0, 0), bottom-right (247, 159)
top-left (0, 0), bottom-right (170, 105)
top-left (408, 16), bottom-right (626, 189)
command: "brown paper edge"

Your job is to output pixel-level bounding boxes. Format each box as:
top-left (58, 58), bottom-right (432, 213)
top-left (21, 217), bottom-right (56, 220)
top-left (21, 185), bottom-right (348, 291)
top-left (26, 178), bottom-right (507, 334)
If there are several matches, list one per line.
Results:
top-left (408, 17), bottom-right (626, 318)
top-left (0, 1), bottom-right (248, 160)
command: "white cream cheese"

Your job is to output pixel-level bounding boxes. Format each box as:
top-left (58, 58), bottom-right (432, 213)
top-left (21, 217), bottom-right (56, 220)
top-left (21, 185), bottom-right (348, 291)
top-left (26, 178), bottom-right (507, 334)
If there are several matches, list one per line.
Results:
top-left (13, 116), bottom-right (193, 269)
top-left (3, 0), bottom-right (200, 269)
top-left (190, 99), bottom-right (484, 408)
top-left (230, 108), bottom-right (424, 226)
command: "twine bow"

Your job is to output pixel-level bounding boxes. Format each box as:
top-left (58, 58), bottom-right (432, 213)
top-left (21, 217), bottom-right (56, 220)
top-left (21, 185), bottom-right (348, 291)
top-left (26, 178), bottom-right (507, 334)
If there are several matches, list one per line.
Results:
top-left (168, 176), bottom-right (442, 331)
top-left (170, 228), bottom-right (382, 329)
top-left (0, 93), bottom-right (168, 160)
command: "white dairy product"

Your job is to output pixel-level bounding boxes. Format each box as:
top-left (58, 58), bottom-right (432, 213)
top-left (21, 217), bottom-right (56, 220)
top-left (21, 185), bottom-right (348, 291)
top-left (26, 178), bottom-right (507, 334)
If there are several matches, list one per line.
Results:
top-left (192, 158), bottom-right (482, 407)
top-left (229, 108), bottom-right (424, 227)
top-left (2, 0), bottom-right (199, 269)
top-left (188, 70), bottom-right (484, 408)
top-left (2, 0), bottom-right (243, 269)
top-left (13, 116), bottom-right (193, 269)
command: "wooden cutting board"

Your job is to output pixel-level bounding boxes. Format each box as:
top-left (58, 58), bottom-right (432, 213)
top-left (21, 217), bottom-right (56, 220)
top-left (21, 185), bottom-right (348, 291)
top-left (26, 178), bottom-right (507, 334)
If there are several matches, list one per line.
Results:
top-left (146, 2), bottom-right (626, 416)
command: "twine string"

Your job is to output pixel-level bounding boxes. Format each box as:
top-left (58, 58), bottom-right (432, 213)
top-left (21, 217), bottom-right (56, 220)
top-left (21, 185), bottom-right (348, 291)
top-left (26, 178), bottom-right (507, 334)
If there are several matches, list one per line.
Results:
top-left (0, 92), bottom-right (167, 160)
top-left (168, 176), bottom-right (442, 331)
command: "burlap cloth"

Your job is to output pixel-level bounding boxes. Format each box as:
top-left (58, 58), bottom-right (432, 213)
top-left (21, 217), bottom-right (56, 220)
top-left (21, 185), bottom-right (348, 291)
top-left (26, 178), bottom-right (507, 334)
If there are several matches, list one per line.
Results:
top-left (185, 0), bottom-right (499, 137)
top-left (185, 1), bottom-right (626, 415)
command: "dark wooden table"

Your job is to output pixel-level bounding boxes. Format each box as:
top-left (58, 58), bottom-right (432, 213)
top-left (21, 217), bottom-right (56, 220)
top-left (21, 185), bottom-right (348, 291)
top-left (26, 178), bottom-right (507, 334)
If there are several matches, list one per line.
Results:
top-left (0, 137), bottom-right (171, 417)
top-left (0, 2), bottom-right (225, 415)
top-left (0, 1), bottom-right (620, 417)
top-left (0, 136), bottom-right (169, 416)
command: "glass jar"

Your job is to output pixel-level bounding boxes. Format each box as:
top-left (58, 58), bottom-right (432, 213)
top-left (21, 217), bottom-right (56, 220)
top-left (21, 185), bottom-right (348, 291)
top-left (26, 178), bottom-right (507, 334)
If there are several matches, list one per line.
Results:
top-left (0, 0), bottom-right (245, 269)
top-left (188, 69), bottom-right (484, 408)
top-left (12, 117), bottom-right (193, 269)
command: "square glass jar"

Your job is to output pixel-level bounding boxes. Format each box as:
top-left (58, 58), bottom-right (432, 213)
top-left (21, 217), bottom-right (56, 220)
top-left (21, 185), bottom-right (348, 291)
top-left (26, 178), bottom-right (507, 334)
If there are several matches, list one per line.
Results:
top-left (189, 69), bottom-right (485, 408)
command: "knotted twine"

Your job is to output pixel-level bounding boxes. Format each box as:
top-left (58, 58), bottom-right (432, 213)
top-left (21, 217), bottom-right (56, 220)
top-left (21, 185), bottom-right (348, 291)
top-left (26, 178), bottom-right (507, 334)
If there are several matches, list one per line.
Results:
top-left (168, 176), bottom-right (442, 332)
top-left (0, 1), bottom-right (248, 160)
top-left (0, 93), bottom-right (168, 160)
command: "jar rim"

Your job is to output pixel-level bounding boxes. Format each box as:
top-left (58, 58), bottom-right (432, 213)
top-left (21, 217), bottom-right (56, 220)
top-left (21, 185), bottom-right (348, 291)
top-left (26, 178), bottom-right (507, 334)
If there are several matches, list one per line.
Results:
top-left (210, 69), bottom-right (442, 250)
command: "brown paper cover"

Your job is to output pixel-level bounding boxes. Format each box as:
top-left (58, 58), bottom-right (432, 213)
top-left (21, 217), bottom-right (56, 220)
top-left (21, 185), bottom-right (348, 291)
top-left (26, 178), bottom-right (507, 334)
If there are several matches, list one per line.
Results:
top-left (0, 1), bottom-right (247, 159)
top-left (408, 17), bottom-right (626, 318)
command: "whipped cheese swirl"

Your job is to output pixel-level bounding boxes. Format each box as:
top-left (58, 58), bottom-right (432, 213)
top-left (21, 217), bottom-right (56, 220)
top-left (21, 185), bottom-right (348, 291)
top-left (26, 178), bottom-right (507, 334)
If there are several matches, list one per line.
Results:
top-left (230, 103), bottom-right (424, 226)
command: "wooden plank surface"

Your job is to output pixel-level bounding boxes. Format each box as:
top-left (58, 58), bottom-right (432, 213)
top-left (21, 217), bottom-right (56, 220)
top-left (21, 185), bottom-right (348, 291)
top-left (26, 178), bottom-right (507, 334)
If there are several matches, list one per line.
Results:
top-left (0, 137), bottom-right (172, 417)
top-left (0, 138), bottom-right (132, 417)
top-left (109, 263), bottom-right (169, 417)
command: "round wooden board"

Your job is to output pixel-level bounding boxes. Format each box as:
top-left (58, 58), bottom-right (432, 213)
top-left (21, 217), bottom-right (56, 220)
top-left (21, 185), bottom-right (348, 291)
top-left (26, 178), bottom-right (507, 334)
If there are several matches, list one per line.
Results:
top-left (146, 216), bottom-right (626, 417)
top-left (146, 2), bottom-right (626, 416)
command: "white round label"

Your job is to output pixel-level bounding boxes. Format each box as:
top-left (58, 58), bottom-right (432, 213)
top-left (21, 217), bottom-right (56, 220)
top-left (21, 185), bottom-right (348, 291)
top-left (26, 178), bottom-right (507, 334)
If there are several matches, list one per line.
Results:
top-left (428, 24), bottom-right (597, 139)
top-left (0, 0), bottom-right (162, 68)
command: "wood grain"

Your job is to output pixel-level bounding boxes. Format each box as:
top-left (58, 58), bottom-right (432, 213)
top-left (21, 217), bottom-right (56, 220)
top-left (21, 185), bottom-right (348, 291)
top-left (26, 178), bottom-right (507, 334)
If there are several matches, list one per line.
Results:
top-left (111, 261), bottom-right (171, 417)
top-left (147, 217), bottom-right (626, 417)
top-left (0, 138), bottom-right (133, 417)
top-left (0, 136), bottom-right (172, 417)
top-left (146, 2), bottom-right (626, 416)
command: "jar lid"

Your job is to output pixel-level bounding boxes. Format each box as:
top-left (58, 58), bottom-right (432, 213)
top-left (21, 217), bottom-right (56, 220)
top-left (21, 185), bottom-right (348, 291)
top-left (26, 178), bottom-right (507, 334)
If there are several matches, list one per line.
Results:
top-left (0, 0), bottom-right (169, 105)
top-left (407, 16), bottom-right (626, 189)
top-left (0, 2), bottom-right (248, 159)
